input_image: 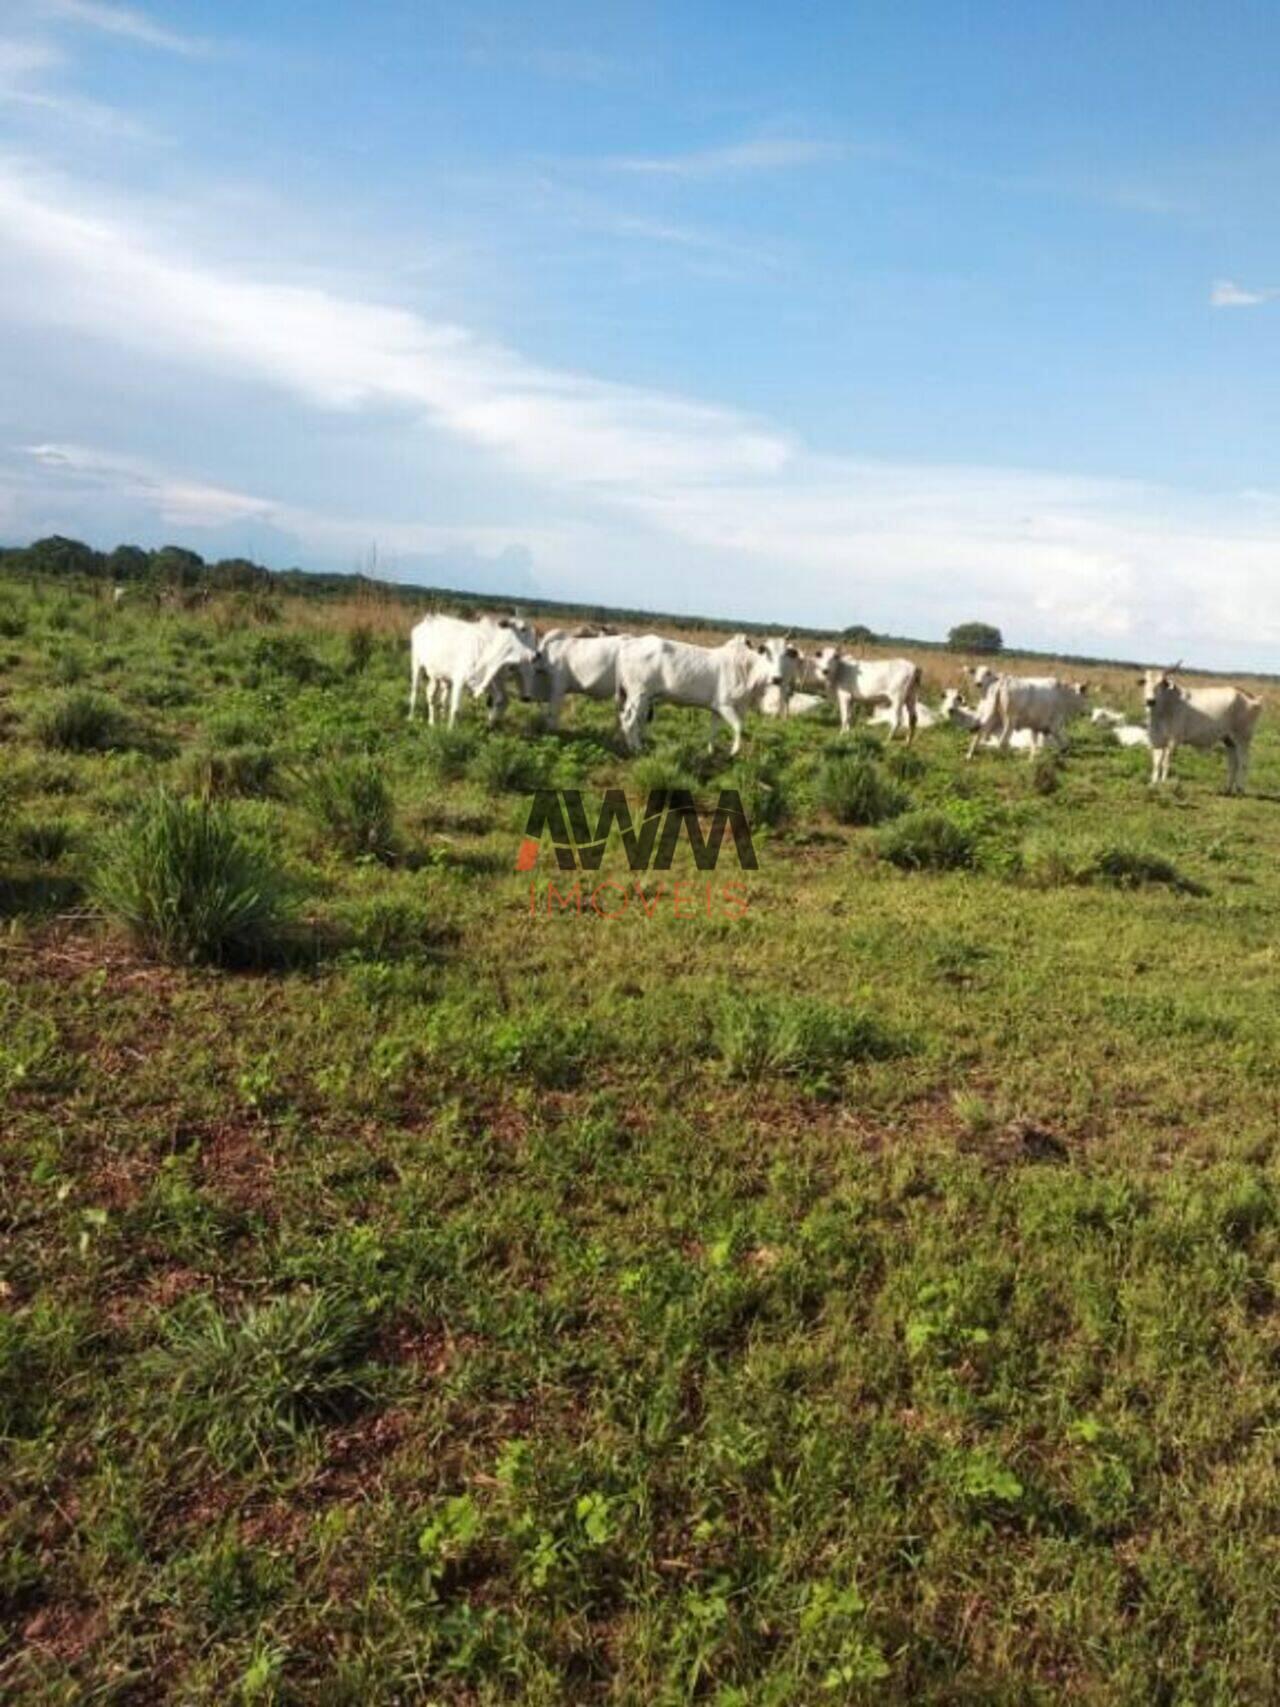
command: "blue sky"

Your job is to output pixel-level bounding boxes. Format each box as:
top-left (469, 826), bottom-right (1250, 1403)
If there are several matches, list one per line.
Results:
top-left (3, 2), bottom-right (1280, 666)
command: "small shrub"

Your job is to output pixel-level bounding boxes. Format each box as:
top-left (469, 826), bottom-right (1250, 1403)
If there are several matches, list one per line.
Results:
top-left (1089, 843), bottom-right (1205, 894)
top-left (142, 1289), bottom-right (381, 1468)
top-left (467, 735), bottom-right (554, 795)
top-left (346, 624), bottom-right (376, 675)
top-left (348, 894), bottom-right (439, 959)
top-left (0, 603), bottom-right (26, 639)
top-left (884, 746), bottom-right (927, 783)
top-left (1029, 750), bottom-right (1062, 795)
top-left (726, 754), bottom-right (790, 829)
top-left (713, 993), bottom-right (904, 1083)
top-left (186, 745), bottom-right (280, 800)
top-left (419, 726), bottom-right (480, 782)
top-left (631, 752), bottom-right (699, 800)
top-left (37, 690), bottom-right (132, 753)
top-left (14, 819), bottom-right (73, 862)
top-left (248, 632), bottom-right (324, 685)
top-left (817, 756), bottom-right (910, 826)
top-left (301, 758), bottom-right (397, 860)
top-left (91, 790), bottom-right (291, 964)
top-left (877, 809), bottom-right (976, 871)
top-left (50, 649), bottom-right (87, 686)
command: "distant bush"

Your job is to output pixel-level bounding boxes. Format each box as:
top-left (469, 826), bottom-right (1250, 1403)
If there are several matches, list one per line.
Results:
top-left (817, 756), bottom-right (910, 826)
top-left (301, 757), bottom-right (397, 860)
top-left (948, 622), bottom-right (1003, 654)
top-left (713, 993), bottom-right (905, 1083)
top-left (37, 690), bottom-right (132, 753)
top-left (877, 809), bottom-right (977, 871)
top-left (91, 791), bottom-right (291, 964)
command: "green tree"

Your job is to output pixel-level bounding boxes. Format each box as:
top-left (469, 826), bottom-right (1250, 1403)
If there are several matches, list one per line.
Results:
top-left (947, 621), bottom-right (1003, 654)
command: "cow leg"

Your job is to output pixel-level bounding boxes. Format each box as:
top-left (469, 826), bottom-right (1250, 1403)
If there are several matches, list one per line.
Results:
top-left (837, 689), bottom-right (853, 732)
top-left (1236, 739), bottom-right (1251, 794)
top-left (446, 679), bottom-right (465, 729)
top-left (487, 676), bottom-right (507, 729)
top-left (707, 708), bottom-right (720, 754)
top-left (719, 703), bottom-right (744, 757)
top-left (408, 661), bottom-right (420, 720)
top-left (543, 682), bottom-right (564, 733)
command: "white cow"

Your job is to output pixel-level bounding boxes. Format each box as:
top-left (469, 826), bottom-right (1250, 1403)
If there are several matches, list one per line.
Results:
top-left (760, 686), bottom-right (827, 718)
top-left (870, 700), bottom-right (939, 731)
top-left (534, 626), bottom-right (629, 730)
top-left (966, 676), bottom-right (1089, 760)
top-left (942, 688), bottom-right (1039, 748)
top-left (1142, 669), bottom-right (1263, 793)
top-left (812, 647), bottom-right (922, 741)
top-left (1090, 707), bottom-right (1126, 727)
top-left (615, 633), bottom-right (799, 755)
top-left (1112, 723), bottom-right (1151, 748)
top-left (408, 613), bottom-right (539, 728)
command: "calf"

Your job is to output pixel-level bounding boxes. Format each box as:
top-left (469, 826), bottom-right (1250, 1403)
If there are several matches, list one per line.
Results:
top-left (534, 626), bottom-right (630, 730)
top-left (812, 647), bottom-right (922, 741)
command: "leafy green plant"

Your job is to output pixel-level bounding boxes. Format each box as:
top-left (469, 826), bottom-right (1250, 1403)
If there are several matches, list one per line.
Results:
top-left (90, 790), bottom-right (292, 964)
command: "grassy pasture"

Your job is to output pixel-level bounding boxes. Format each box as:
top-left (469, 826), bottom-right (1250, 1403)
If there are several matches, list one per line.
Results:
top-left (2, 572), bottom-right (1280, 1703)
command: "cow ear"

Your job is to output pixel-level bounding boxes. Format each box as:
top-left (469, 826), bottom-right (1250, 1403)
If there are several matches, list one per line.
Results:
top-left (785, 646), bottom-right (799, 659)
top-left (496, 616), bottom-right (513, 628)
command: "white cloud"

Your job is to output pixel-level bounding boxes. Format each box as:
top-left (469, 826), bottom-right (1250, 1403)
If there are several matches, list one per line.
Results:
top-left (4, 162), bottom-right (1280, 668)
top-left (606, 138), bottom-right (841, 177)
top-left (40, 0), bottom-right (208, 56)
top-left (1210, 278), bottom-right (1280, 308)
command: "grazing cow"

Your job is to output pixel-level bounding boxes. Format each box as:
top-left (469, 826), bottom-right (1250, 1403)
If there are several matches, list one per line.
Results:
top-left (408, 613), bottom-right (539, 728)
top-left (1141, 669), bottom-right (1263, 793)
top-left (812, 647), bottom-right (922, 741)
top-left (966, 676), bottom-right (1089, 760)
top-left (615, 633), bottom-right (799, 755)
top-left (1090, 707), bottom-right (1125, 727)
top-left (535, 626), bottom-right (630, 730)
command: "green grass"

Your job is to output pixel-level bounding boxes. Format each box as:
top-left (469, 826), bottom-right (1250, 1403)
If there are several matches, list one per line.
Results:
top-left (2, 567), bottom-right (1280, 1703)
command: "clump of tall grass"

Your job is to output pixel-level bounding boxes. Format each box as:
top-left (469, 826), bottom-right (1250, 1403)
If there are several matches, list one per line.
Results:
top-left (467, 734), bottom-right (555, 795)
top-left (418, 725), bottom-right (481, 782)
top-left (877, 809), bottom-right (977, 872)
top-left (185, 745), bottom-right (280, 800)
top-left (36, 690), bottom-right (132, 753)
top-left (300, 757), bottom-right (397, 860)
top-left (713, 992), bottom-right (904, 1082)
top-left (91, 790), bottom-right (291, 964)
top-left (141, 1289), bottom-right (381, 1468)
top-left (14, 818), bottom-right (73, 862)
top-left (816, 755), bottom-right (910, 826)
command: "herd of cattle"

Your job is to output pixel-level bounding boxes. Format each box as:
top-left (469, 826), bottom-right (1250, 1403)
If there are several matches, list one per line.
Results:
top-left (407, 612), bottom-right (1266, 795)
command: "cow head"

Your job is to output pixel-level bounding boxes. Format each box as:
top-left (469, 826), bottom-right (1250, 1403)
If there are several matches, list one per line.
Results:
top-left (966, 664), bottom-right (999, 692)
top-left (471, 626), bottom-right (540, 699)
top-left (756, 634), bottom-right (802, 693)
top-left (810, 644), bottom-right (842, 687)
top-left (493, 615), bottom-right (540, 699)
top-left (1141, 668), bottom-right (1178, 712)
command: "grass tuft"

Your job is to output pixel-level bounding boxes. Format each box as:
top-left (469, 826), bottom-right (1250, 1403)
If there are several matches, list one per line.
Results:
top-left (877, 808), bottom-right (977, 871)
top-left (91, 789), bottom-right (292, 964)
top-left (816, 756), bottom-right (910, 826)
top-left (300, 757), bottom-right (397, 860)
top-left (37, 689), bottom-right (132, 752)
